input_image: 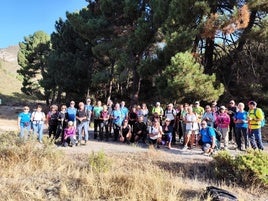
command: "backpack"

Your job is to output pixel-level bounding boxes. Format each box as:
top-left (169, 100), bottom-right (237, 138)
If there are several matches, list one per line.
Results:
top-left (213, 128), bottom-right (222, 142)
top-left (202, 186), bottom-right (238, 201)
top-left (253, 108), bottom-right (266, 127)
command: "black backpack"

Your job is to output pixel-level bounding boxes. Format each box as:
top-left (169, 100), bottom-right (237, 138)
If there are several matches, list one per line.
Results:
top-left (202, 186), bottom-right (238, 201)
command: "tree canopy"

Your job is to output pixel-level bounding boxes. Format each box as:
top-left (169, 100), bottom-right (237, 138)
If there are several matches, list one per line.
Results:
top-left (17, 0), bottom-right (268, 106)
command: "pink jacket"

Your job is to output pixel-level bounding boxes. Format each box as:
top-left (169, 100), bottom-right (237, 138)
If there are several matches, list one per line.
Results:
top-left (64, 127), bottom-right (76, 139)
top-left (216, 113), bottom-right (230, 128)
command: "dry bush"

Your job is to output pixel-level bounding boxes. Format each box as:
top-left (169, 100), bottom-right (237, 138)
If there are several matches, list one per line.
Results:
top-left (0, 133), bottom-right (267, 200)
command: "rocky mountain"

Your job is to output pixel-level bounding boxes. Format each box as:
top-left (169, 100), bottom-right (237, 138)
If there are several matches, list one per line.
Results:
top-left (0, 45), bottom-right (22, 95)
top-left (0, 45), bottom-right (19, 63)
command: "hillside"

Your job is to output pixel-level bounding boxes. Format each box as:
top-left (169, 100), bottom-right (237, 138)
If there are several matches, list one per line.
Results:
top-left (0, 46), bottom-right (22, 96)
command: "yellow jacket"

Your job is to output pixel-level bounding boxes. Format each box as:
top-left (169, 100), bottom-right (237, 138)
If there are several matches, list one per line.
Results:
top-left (248, 108), bottom-right (264, 129)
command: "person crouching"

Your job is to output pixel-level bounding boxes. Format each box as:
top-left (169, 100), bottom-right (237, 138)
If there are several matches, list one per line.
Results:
top-left (198, 120), bottom-right (216, 155)
top-left (63, 121), bottom-right (77, 147)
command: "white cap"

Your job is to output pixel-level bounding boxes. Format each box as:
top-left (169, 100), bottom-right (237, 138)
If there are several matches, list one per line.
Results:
top-left (220, 106), bottom-right (226, 110)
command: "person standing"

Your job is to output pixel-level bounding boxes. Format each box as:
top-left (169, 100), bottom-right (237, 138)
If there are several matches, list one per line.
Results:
top-left (234, 102), bottom-right (249, 150)
top-left (202, 105), bottom-right (215, 127)
top-left (85, 98), bottom-right (94, 127)
top-left (215, 106), bottom-right (230, 150)
top-left (17, 106), bottom-right (31, 139)
top-left (107, 99), bottom-right (114, 137)
top-left (247, 101), bottom-right (264, 150)
top-left (193, 101), bottom-right (205, 123)
top-left (76, 102), bottom-right (89, 145)
top-left (56, 105), bottom-right (68, 143)
top-left (140, 103), bottom-right (149, 125)
top-left (93, 100), bottom-right (103, 139)
top-left (111, 103), bottom-right (123, 141)
top-left (164, 103), bottom-right (177, 144)
top-left (227, 100), bottom-right (237, 143)
top-left (31, 105), bottom-right (46, 143)
top-left (99, 105), bottom-right (110, 141)
top-left (175, 104), bottom-right (185, 144)
top-left (182, 106), bottom-right (199, 150)
top-left (46, 104), bottom-right (59, 139)
top-left (120, 101), bottom-right (129, 121)
top-left (152, 102), bottom-right (164, 124)
top-left (67, 101), bottom-right (77, 127)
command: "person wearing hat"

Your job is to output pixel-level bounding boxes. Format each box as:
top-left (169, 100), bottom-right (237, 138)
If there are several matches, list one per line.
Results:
top-left (162, 118), bottom-right (173, 149)
top-left (17, 106), bottom-right (31, 139)
top-left (193, 101), bottom-right (205, 124)
top-left (247, 101), bottom-right (264, 150)
top-left (152, 102), bottom-right (164, 124)
top-left (198, 120), bottom-right (217, 155)
top-left (215, 106), bottom-right (230, 150)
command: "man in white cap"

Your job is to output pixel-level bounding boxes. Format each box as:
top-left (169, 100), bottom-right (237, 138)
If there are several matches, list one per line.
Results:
top-left (152, 102), bottom-right (164, 124)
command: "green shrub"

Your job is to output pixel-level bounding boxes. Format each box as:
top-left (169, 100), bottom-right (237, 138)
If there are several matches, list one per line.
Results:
top-left (212, 150), bottom-right (268, 188)
top-left (88, 150), bottom-right (111, 173)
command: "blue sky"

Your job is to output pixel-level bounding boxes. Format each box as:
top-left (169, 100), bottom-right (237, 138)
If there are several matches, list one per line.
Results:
top-left (0, 0), bottom-right (88, 48)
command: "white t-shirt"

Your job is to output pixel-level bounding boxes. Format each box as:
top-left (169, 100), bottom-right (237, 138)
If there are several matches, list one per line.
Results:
top-left (185, 113), bottom-right (199, 130)
top-left (164, 109), bottom-right (176, 121)
top-left (32, 111), bottom-right (45, 124)
top-left (148, 125), bottom-right (163, 140)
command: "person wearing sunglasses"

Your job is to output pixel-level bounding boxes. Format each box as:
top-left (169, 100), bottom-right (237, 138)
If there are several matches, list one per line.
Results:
top-left (18, 106), bottom-right (31, 139)
top-left (198, 120), bottom-right (216, 155)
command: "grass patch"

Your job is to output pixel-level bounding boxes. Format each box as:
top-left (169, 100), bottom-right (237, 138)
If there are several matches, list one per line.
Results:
top-left (0, 132), bottom-right (267, 200)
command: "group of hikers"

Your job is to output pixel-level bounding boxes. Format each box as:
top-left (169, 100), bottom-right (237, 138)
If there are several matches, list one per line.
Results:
top-left (17, 98), bottom-right (265, 155)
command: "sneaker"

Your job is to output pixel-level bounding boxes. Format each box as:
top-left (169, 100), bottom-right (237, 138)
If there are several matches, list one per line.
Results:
top-left (182, 146), bottom-right (188, 151)
top-left (203, 152), bottom-right (212, 156)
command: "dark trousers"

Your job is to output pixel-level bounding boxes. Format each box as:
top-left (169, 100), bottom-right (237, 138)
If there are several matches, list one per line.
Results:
top-left (113, 124), bottom-right (121, 141)
top-left (235, 127), bottom-right (248, 149)
top-left (229, 122), bottom-right (236, 141)
top-left (48, 124), bottom-right (58, 138)
top-left (94, 119), bottom-right (101, 139)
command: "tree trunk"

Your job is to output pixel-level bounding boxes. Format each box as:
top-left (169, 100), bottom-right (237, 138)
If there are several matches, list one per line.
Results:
top-left (204, 37), bottom-right (214, 75)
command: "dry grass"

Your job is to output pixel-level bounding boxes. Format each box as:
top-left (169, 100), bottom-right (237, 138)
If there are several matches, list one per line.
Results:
top-left (0, 132), bottom-right (267, 201)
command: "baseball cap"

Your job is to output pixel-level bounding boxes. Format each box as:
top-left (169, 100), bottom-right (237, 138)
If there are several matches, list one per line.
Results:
top-left (248, 101), bottom-right (257, 106)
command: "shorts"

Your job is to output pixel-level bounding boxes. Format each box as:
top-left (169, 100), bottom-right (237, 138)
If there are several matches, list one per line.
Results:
top-left (185, 129), bottom-right (199, 135)
top-left (202, 143), bottom-right (212, 152)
